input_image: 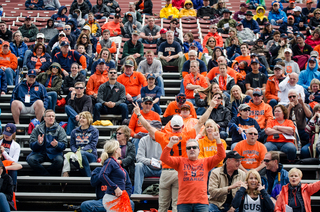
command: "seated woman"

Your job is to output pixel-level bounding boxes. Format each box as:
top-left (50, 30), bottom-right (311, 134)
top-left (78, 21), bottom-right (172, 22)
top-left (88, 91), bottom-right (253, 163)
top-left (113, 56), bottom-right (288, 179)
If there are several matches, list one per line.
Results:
top-left (62, 63), bottom-right (86, 101)
top-left (305, 28), bottom-right (320, 48)
top-left (75, 32), bottom-right (93, 58)
top-left (224, 28), bottom-right (243, 48)
top-left (135, 0), bottom-right (153, 15)
top-left (183, 32), bottom-right (203, 53)
top-left (91, 48), bottom-right (115, 76)
top-left (0, 160), bottom-right (14, 212)
top-left (226, 36), bottom-right (242, 61)
top-left (36, 63), bottom-right (63, 112)
top-left (167, 18), bottom-right (182, 39)
top-left (306, 78), bottom-right (320, 109)
top-left (62, 112), bottom-right (98, 177)
top-left (9, 31), bottom-right (28, 68)
top-left (179, 0), bottom-right (197, 19)
top-left (26, 43), bottom-right (52, 75)
top-left (230, 85), bottom-right (251, 118)
top-left (265, 105), bottom-right (297, 163)
top-left (260, 23), bottom-right (274, 45)
top-left (203, 37), bottom-right (217, 63)
top-left (208, 47), bottom-right (225, 71)
top-left (308, 8), bottom-right (320, 30)
top-left (275, 168), bottom-right (320, 211)
top-left (214, 0), bottom-right (227, 17)
top-left (232, 170), bottom-right (274, 211)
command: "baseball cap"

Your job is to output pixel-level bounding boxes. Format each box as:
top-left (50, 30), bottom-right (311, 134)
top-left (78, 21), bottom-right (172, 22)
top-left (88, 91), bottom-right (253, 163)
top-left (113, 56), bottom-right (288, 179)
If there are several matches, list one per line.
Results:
top-left (280, 33), bottom-right (288, 38)
top-left (97, 58), bottom-right (105, 64)
top-left (293, 6), bottom-right (302, 12)
top-left (284, 48), bottom-right (292, 53)
top-left (25, 15), bottom-right (32, 20)
top-left (60, 39), bottom-right (70, 47)
top-left (3, 123), bottom-right (16, 136)
top-left (2, 41), bottom-right (9, 46)
top-left (296, 33), bottom-right (304, 39)
top-left (238, 104), bottom-right (250, 111)
top-left (181, 104), bottom-right (191, 110)
top-left (160, 28), bottom-right (167, 34)
top-left (274, 64), bottom-right (283, 70)
top-left (176, 93), bottom-right (186, 104)
top-left (226, 151), bottom-right (244, 159)
top-left (28, 69), bottom-right (37, 77)
top-left (250, 53), bottom-right (258, 58)
top-left (190, 42), bottom-right (197, 48)
top-left (127, 13), bottom-right (133, 17)
top-left (132, 30), bottom-right (140, 35)
top-left (307, 0), bottom-right (313, 3)
top-left (289, 0), bottom-right (295, 3)
top-left (251, 58), bottom-right (259, 64)
top-left (124, 60), bottom-right (134, 67)
top-left (236, 22), bottom-right (243, 27)
top-left (82, 25), bottom-right (91, 31)
top-left (143, 96), bottom-right (153, 103)
top-left (253, 88), bottom-right (263, 96)
top-left (147, 73), bottom-right (156, 80)
top-left (288, 15), bottom-right (295, 20)
top-left (257, 38), bottom-right (263, 42)
top-left (59, 31), bottom-right (66, 36)
top-left (171, 115), bottom-right (184, 128)
top-left (115, 13), bottom-right (121, 18)
top-left (311, 51), bottom-right (319, 58)
top-left (240, 3), bottom-right (248, 7)
top-left (309, 57), bottom-right (317, 63)
top-left (245, 11), bottom-right (253, 16)
top-left (37, 33), bottom-right (45, 39)
top-left (150, 120), bottom-right (162, 130)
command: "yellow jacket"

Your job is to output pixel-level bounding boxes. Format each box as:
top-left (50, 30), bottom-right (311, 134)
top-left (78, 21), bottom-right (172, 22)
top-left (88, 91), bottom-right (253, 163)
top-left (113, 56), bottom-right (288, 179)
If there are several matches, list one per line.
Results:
top-left (179, 0), bottom-right (197, 18)
top-left (253, 6), bottom-right (268, 23)
top-left (198, 135), bottom-right (227, 167)
top-left (160, 4), bottom-right (180, 19)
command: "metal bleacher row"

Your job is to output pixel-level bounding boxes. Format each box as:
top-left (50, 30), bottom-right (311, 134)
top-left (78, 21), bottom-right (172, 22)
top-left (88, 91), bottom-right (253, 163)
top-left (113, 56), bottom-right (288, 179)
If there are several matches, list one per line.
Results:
top-left (1, 0), bottom-right (320, 210)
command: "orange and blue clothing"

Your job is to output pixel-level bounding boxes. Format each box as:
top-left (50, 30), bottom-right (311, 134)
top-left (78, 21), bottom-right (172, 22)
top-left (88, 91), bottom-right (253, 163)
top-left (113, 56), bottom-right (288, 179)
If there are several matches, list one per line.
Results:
top-left (53, 50), bottom-right (86, 73)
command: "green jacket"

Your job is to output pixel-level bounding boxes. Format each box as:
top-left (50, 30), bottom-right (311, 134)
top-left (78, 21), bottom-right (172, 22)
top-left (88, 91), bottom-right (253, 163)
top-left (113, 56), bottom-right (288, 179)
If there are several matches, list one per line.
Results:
top-left (122, 39), bottom-right (144, 58)
top-left (217, 18), bottom-right (237, 29)
top-left (18, 24), bottom-right (39, 42)
top-left (36, 72), bottom-right (62, 93)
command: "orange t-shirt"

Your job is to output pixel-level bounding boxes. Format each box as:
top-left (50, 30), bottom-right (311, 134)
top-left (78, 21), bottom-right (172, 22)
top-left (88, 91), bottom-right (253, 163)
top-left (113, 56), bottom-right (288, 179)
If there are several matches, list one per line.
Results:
top-left (266, 119), bottom-right (295, 144)
top-left (233, 139), bottom-right (267, 170)
top-left (117, 72), bottom-right (147, 97)
top-left (207, 67), bottom-right (238, 83)
top-left (183, 73), bottom-right (208, 99)
top-left (198, 136), bottom-right (227, 167)
top-left (247, 101), bottom-right (273, 129)
top-left (128, 110), bottom-right (161, 137)
top-left (234, 55), bottom-right (251, 66)
top-left (163, 101), bottom-right (197, 119)
top-left (160, 144), bottom-right (226, 205)
top-left (155, 129), bottom-right (197, 169)
top-left (2, 160), bottom-right (13, 173)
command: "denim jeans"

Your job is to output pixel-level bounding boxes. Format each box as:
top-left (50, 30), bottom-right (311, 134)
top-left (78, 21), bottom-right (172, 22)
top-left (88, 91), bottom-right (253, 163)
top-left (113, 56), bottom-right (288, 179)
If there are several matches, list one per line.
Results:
top-left (186, 99), bottom-right (206, 116)
top-left (132, 138), bottom-right (140, 155)
top-left (269, 99), bottom-right (278, 109)
top-left (219, 127), bottom-right (228, 140)
top-left (80, 198), bottom-right (135, 212)
top-left (133, 162), bottom-right (162, 194)
top-left (8, 170), bottom-right (17, 186)
top-left (140, 38), bottom-right (157, 44)
top-left (5, 68), bottom-right (16, 85)
top-left (229, 53), bottom-right (240, 61)
top-left (300, 143), bottom-right (320, 159)
top-left (264, 142), bottom-right (297, 161)
top-left (298, 129), bottom-right (310, 146)
top-left (65, 105), bottom-right (78, 135)
top-left (93, 102), bottom-right (128, 121)
top-left (23, 49), bottom-right (32, 68)
top-left (68, 14), bottom-right (88, 19)
top-left (209, 203), bottom-right (238, 212)
top-left (230, 142), bottom-right (238, 151)
top-left (157, 76), bottom-right (165, 96)
top-left (18, 58), bottom-right (23, 68)
top-left (0, 193), bottom-right (10, 212)
top-left (152, 104), bottom-right (162, 115)
top-left (47, 91), bottom-right (58, 112)
top-left (27, 153), bottom-right (64, 176)
top-left (180, 79), bottom-right (185, 94)
top-left (178, 204), bottom-right (209, 212)
top-left (70, 150), bottom-right (96, 177)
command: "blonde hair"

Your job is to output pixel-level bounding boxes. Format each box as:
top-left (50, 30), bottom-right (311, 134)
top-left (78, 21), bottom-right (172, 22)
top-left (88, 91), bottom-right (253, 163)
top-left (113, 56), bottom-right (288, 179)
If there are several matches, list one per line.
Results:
top-left (121, 56), bottom-right (138, 72)
top-left (100, 139), bottom-right (120, 165)
top-left (230, 85), bottom-right (247, 103)
top-left (203, 119), bottom-right (219, 137)
top-left (0, 134), bottom-right (16, 142)
top-left (116, 125), bottom-right (131, 142)
top-left (288, 168), bottom-right (303, 178)
top-left (245, 170), bottom-right (262, 195)
top-left (199, 82), bottom-right (219, 105)
top-left (309, 78), bottom-right (320, 92)
top-left (78, 111), bottom-right (93, 126)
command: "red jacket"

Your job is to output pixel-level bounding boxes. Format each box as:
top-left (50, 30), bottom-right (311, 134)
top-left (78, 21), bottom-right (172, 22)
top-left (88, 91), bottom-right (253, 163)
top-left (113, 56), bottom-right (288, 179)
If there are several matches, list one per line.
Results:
top-left (275, 181), bottom-right (320, 212)
top-left (0, 50), bottom-right (18, 70)
top-left (203, 32), bottom-right (223, 48)
top-left (305, 35), bottom-right (320, 48)
top-left (265, 75), bottom-right (285, 103)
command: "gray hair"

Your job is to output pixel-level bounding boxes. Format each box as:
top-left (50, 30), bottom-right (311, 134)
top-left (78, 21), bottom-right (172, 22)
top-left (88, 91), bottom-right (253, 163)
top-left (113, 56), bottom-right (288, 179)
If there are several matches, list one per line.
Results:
top-left (190, 60), bottom-right (199, 67)
top-left (288, 89), bottom-right (298, 96)
top-left (188, 50), bottom-right (198, 56)
top-left (166, 30), bottom-right (174, 36)
top-left (186, 139), bottom-right (199, 147)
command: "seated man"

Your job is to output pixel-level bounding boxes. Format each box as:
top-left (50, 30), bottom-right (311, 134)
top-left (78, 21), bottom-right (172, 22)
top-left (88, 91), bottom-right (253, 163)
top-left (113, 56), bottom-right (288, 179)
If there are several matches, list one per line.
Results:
top-left (25, 0), bottom-right (44, 10)
top-left (268, 2), bottom-right (287, 26)
top-left (83, 13), bottom-right (102, 37)
top-left (234, 43), bottom-right (252, 65)
top-left (234, 127), bottom-right (267, 173)
top-left (302, 0), bottom-right (315, 19)
top-left (141, 74), bottom-right (162, 115)
top-left (217, 9), bottom-right (237, 34)
top-left (202, 24), bottom-right (223, 48)
top-left (160, 0), bottom-right (179, 19)
top-left (105, 0), bottom-right (121, 15)
top-left (43, 0), bottom-right (61, 10)
top-left (208, 151), bottom-right (246, 212)
top-left (283, 0), bottom-right (296, 16)
top-left (292, 6), bottom-right (309, 31)
top-left (69, 0), bottom-right (90, 20)
top-left (228, 104), bottom-right (261, 149)
top-left (51, 6), bottom-right (69, 28)
top-left (39, 20), bottom-right (59, 44)
top-left (129, 96), bottom-right (161, 153)
top-left (212, 63), bottom-right (235, 97)
top-left (0, 21), bottom-right (13, 42)
top-left (0, 41), bottom-right (18, 85)
top-left (207, 56), bottom-right (237, 83)
top-left (245, 59), bottom-right (267, 97)
top-left (134, 120), bottom-right (162, 194)
top-left (65, 81), bottom-right (92, 135)
top-left (250, 40), bottom-right (271, 71)
top-left (91, 0), bottom-right (110, 20)
top-left (49, 24), bottom-right (76, 50)
top-left (94, 68), bottom-right (128, 122)
top-left (298, 57), bottom-right (320, 90)
top-left (279, 15), bottom-right (299, 35)
top-left (96, 29), bottom-right (116, 56)
top-left (270, 33), bottom-right (291, 65)
top-left (234, 3), bottom-right (248, 21)
top-left (279, 73), bottom-right (305, 105)
top-left (19, 16), bottom-right (39, 43)
top-left (140, 17), bottom-right (161, 44)
top-left (120, 30), bottom-right (145, 65)
top-left (123, 2), bottom-right (142, 24)
top-left (122, 12), bottom-right (142, 38)
top-left (62, 63), bottom-right (86, 101)
top-left (27, 109), bottom-right (67, 176)
top-left (241, 11), bottom-right (260, 34)
top-left (236, 22), bottom-right (256, 45)
top-left (292, 34), bottom-right (313, 56)
top-left (101, 13), bottom-right (122, 37)
top-left (197, 0), bottom-right (218, 20)
top-left (265, 64), bottom-right (286, 108)
top-left (11, 70), bottom-right (48, 124)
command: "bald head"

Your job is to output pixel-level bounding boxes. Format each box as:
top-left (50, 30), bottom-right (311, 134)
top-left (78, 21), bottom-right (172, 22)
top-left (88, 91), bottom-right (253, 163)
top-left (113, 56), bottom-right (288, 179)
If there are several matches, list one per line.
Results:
top-left (289, 73), bottom-right (299, 86)
top-left (217, 56), bottom-right (226, 65)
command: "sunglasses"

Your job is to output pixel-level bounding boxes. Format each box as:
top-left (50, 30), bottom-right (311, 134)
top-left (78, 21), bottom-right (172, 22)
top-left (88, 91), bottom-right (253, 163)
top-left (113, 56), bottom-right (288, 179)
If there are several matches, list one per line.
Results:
top-left (263, 159), bottom-right (273, 163)
top-left (28, 75), bottom-right (36, 78)
top-left (217, 97), bottom-right (222, 99)
top-left (209, 40), bottom-right (216, 42)
top-left (316, 13), bottom-right (320, 15)
top-left (172, 22), bottom-right (178, 24)
top-left (109, 72), bottom-right (117, 74)
top-left (248, 132), bottom-right (258, 135)
top-left (65, 28), bottom-right (71, 30)
top-left (186, 3), bottom-right (192, 5)
top-left (253, 94), bottom-right (261, 97)
top-left (52, 66), bottom-right (59, 69)
top-left (82, 37), bottom-right (88, 39)
top-left (75, 87), bottom-right (84, 89)
top-left (289, 95), bottom-right (296, 98)
top-left (186, 146), bottom-right (198, 150)
top-left (241, 108), bottom-right (250, 112)
top-left (116, 132), bottom-right (123, 135)
top-left (144, 102), bottom-right (153, 105)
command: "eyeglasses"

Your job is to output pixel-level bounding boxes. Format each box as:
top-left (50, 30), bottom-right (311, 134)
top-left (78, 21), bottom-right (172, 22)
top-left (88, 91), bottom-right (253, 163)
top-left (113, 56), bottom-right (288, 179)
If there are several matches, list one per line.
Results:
top-left (217, 97), bottom-right (222, 99)
top-left (241, 108), bottom-right (250, 112)
top-left (75, 87), bottom-right (84, 89)
top-left (186, 146), bottom-right (198, 150)
top-left (52, 66), bottom-right (59, 69)
top-left (264, 159), bottom-right (274, 163)
top-left (109, 72), bottom-right (117, 74)
top-left (248, 132), bottom-right (258, 135)
top-left (116, 132), bottom-right (123, 135)
top-left (65, 28), bottom-right (71, 30)
top-left (28, 75), bottom-right (36, 78)
top-left (82, 37), bottom-right (88, 39)
top-left (144, 102), bottom-right (153, 105)
top-left (289, 95), bottom-right (296, 98)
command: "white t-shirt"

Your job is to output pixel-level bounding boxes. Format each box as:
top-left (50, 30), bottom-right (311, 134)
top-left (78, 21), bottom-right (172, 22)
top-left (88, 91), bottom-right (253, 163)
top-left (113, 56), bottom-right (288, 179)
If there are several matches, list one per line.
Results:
top-left (243, 194), bottom-right (261, 212)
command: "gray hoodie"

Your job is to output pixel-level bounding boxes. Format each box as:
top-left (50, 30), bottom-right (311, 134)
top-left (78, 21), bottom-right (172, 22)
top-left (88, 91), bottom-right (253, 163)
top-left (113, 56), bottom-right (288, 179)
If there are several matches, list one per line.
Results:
top-left (123, 12), bottom-right (142, 36)
top-left (136, 135), bottom-right (162, 168)
top-left (43, 0), bottom-right (61, 9)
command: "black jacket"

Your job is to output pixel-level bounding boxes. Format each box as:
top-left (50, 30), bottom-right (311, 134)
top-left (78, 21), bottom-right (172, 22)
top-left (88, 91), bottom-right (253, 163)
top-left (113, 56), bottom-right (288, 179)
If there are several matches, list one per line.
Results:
top-left (70, 2), bottom-right (90, 17)
top-left (0, 29), bottom-right (12, 42)
top-left (62, 73), bottom-right (86, 94)
top-left (121, 141), bottom-right (136, 185)
top-left (292, 43), bottom-right (313, 56)
top-left (97, 81), bottom-right (126, 106)
top-left (197, 7), bottom-right (218, 19)
top-left (308, 17), bottom-right (320, 30)
top-left (0, 173), bottom-right (13, 202)
top-left (135, 0), bottom-right (152, 14)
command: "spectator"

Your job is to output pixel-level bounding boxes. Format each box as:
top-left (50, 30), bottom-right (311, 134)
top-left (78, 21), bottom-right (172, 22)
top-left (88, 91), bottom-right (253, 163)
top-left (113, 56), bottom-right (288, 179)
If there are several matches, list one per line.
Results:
top-left (63, 111), bottom-right (98, 177)
top-left (234, 3), bottom-right (249, 21)
top-left (49, 25), bottom-right (76, 50)
top-left (283, 0), bottom-right (296, 16)
top-left (67, 19), bottom-right (82, 40)
top-left (303, 0), bottom-right (315, 18)
top-left (134, 120), bottom-right (162, 194)
top-left (160, 0), bottom-right (180, 19)
top-left (101, 13), bottom-right (122, 37)
top-left (157, 28), bottom-right (182, 52)
top-left (265, 65), bottom-right (286, 108)
top-left (65, 81), bottom-right (92, 135)
top-left (245, 59), bottom-right (267, 96)
top-left (251, 39), bottom-right (271, 71)
top-left (241, 11), bottom-right (260, 34)
top-left (104, 0), bottom-right (121, 15)
top-left (292, 34), bottom-right (313, 56)
top-left (303, 105), bottom-right (320, 158)
top-left (197, 0), bottom-right (218, 20)
top-left (232, 170), bottom-right (275, 211)
top-left (167, 18), bottom-right (182, 40)
top-left (260, 23), bottom-right (274, 45)
top-left (203, 37), bottom-right (217, 60)
top-left (91, 48), bottom-right (115, 75)
top-left (0, 66), bottom-right (7, 95)
top-left (27, 109), bottom-right (67, 176)
top-left (203, 24), bottom-right (223, 48)
top-left (96, 30), bottom-right (117, 57)
top-left (226, 35), bottom-right (242, 61)
top-left (293, 6), bottom-right (309, 31)
top-left (208, 151), bottom-right (246, 212)
top-left (36, 63), bottom-right (62, 112)
top-left (25, 0), bottom-right (44, 10)
top-left (0, 160), bottom-right (13, 212)
top-left (70, 0), bottom-right (90, 20)
top-left (135, 0), bottom-right (153, 15)
top-left (19, 16), bottom-right (39, 43)
top-left (308, 8), bottom-right (320, 29)
top-left (229, 104), bottom-right (261, 149)
top-left (140, 73), bottom-right (162, 115)
top-left (51, 6), bottom-right (69, 28)
top-left (217, 9), bottom-right (237, 34)
top-left (83, 13), bottom-right (102, 37)
top-left (62, 63), bottom-right (86, 100)
top-left (279, 15), bottom-right (299, 35)
top-left (0, 21), bottom-right (12, 42)
top-left (81, 25), bottom-right (97, 54)
top-left (306, 79), bottom-right (320, 109)
top-left (43, 0), bottom-right (61, 10)
top-left (122, 12), bottom-right (142, 38)
top-left (40, 19), bottom-right (59, 43)
top-left (270, 33), bottom-right (290, 65)
top-left (91, 0), bottom-right (110, 19)
top-left (26, 43), bottom-right (52, 75)
top-left (77, 44), bottom-right (92, 72)
top-left (298, 57), bottom-right (320, 90)
top-left (75, 32), bottom-right (93, 58)
top-left (214, 0), bottom-right (227, 16)
top-left (181, 49), bottom-right (207, 82)
top-left (236, 22), bottom-right (256, 45)
top-left (140, 17), bottom-right (161, 45)
top-left (265, 105), bottom-right (296, 163)
top-left (283, 48), bottom-right (300, 74)
top-left (179, 0), bottom-right (197, 19)
top-left (253, 6), bottom-right (268, 25)
top-left (212, 63), bottom-right (235, 97)
top-left (10, 31), bottom-right (28, 68)
top-left (268, 2), bottom-right (287, 26)
top-left (225, 28), bottom-right (243, 48)
top-left (230, 85), bottom-right (251, 118)
top-left (287, 89), bottom-right (312, 146)
top-left (123, 2), bottom-right (142, 23)
top-left (0, 41), bottom-right (18, 86)
top-left (279, 73), bottom-right (305, 105)
top-left (207, 56), bottom-right (237, 83)
top-left (266, 30), bottom-right (281, 51)
top-left (121, 30), bottom-right (145, 65)
top-left (305, 28), bottom-right (320, 48)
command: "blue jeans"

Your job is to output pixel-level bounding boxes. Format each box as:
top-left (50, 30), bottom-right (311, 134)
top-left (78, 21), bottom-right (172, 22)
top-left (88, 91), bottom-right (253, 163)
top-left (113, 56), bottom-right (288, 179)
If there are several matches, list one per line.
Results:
top-left (68, 14), bottom-right (88, 19)
top-left (178, 204), bottom-right (209, 212)
top-left (231, 142), bottom-right (238, 151)
top-left (270, 19), bottom-right (282, 26)
top-left (133, 162), bottom-right (162, 194)
top-left (209, 203), bottom-right (238, 212)
top-left (27, 153), bottom-right (64, 176)
top-left (93, 102), bottom-right (128, 121)
top-left (180, 79), bottom-right (185, 94)
top-left (18, 57), bottom-right (23, 68)
top-left (223, 92), bottom-right (230, 99)
top-left (5, 68), bottom-right (16, 85)
top-left (0, 193), bottom-right (10, 212)
top-left (269, 99), bottom-right (278, 109)
top-left (300, 143), bottom-right (320, 159)
top-left (65, 105), bottom-right (78, 135)
top-left (70, 150), bottom-right (96, 177)
top-left (8, 170), bottom-right (17, 186)
top-left (219, 127), bottom-right (228, 140)
top-left (81, 198), bottom-right (135, 212)
top-left (156, 76), bottom-right (165, 96)
top-left (186, 99), bottom-right (206, 116)
top-left (23, 49), bottom-right (32, 68)
top-left (152, 104), bottom-right (162, 115)
top-left (298, 129), bottom-right (310, 145)
top-left (229, 53), bottom-right (240, 61)
top-left (132, 138), bottom-right (140, 155)
top-left (47, 91), bottom-right (58, 112)
top-left (264, 142), bottom-right (297, 161)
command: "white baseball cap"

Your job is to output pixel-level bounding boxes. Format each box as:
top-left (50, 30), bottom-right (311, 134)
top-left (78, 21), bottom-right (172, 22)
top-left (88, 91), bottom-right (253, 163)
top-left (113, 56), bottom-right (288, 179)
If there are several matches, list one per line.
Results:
top-left (171, 115), bottom-right (184, 128)
top-left (284, 48), bottom-right (292, 53)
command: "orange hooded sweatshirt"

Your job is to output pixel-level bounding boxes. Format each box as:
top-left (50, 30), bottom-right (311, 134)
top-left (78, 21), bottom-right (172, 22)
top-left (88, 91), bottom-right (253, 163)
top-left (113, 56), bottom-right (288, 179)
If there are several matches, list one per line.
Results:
top-left (86, 70), bottom-right (109, 95)
top-left (203, 32), bottom-right (223, 48)
top-left (0, 49), bottom-right (18, 70)
top-left (101, 21), bottom-right (121, 37)
top-left (265, 75), bottom-right (285, 103)
top-left (247, 100), bottom-right (273, 129)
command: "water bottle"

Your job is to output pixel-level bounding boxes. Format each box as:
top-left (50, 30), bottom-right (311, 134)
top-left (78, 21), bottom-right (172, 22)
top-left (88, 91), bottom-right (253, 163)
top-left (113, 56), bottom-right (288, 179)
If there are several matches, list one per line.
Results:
top-left (241, 131), bottom-right (247, 140)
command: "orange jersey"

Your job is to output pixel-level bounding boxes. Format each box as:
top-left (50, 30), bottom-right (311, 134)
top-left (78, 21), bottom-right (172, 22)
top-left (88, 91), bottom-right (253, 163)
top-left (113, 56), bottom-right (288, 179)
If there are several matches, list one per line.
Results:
top-left (233, 139), bottom-right (267, 170)
top-left (266, 119), bottom-right (295, 144)
top-left (207, 67), bottom-right (237, 83)
top-left (101, 21), bottom-right (121, 37)
top-left (198, 135), bottom-right (227, 167)
top-left (117, 71), bottom-right (147, 97)
top-left (2, 160), bottom-right (13, 173)
top-left (247, 101), bottom-right (273, 129)
top-left (86, 70), bottom-right (109, 95)
top-left (129, 110), bottom-right (161, 137)
top-left (163, 101), bottom-right (197, 119)
top-left (183, 73), bottom-right (208, 99)
top-left (155, 129), bottom-right (197, 169)
top-left (234, 55), bottom-right (251, 65)
top-left (96, 41), bottom-right (117, 54)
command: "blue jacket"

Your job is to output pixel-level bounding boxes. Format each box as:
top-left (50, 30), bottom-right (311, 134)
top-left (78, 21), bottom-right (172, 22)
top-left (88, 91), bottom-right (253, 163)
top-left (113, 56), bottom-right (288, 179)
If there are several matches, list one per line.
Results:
top-left (191, 0), bottom-right (203, 10)
top-left (99, 157), bottom-right (132, 196)
top-left (70, 125), bottom-right (99, 159)
top-left (279, 22), bottom-right (299, 34)
top-left (298, 59), bottom-right (320, 89)
top-left (67, 19), bottom-right (81, 39)
top-left (226, 45), bottom-right (241, 60)
top-left (230, 95), bottom-right (251, 118)
top-left (228, 116), bottom-right (261, 143)
top-left (11, 80), bottom-right (49, 108)
top-left (10, 41), bottom-right (28, 60)
top-left (241, 18), bottom-right (260, 34)
top-left (53, 50), bottom-right (86, 72)
top-left (26, 52), bottom-right (52, 71)
top-left (183, 40), bottom-right (203, 53)
top-left (0, 69), bottom-right (7, 93)
top-left (91, 60), bottom-right (115, 75)
top-left (27, 121), bottom-right (67, 160)
top-left (25, 0), bottom-right (44, 8)
top-left (51, 6), bottom-right (69, 23)
top-left (268, 9), bottom-right (287, 23)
